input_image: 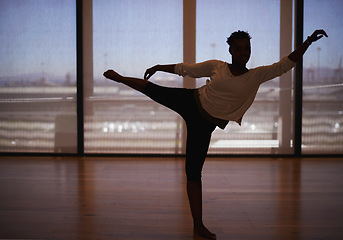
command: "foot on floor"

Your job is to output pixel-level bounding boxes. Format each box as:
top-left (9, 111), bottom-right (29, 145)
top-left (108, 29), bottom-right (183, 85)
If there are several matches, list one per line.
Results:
top-left (193, 224), bottom-right (216, 240)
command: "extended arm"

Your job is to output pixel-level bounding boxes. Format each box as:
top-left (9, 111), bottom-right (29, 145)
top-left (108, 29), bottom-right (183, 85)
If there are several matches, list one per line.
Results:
top-left (288, 29), bottom-right (328, 63)
top-left (145, 60), bottom-right (218, 80)
top-left (144, 64), bottom-right (176, 80)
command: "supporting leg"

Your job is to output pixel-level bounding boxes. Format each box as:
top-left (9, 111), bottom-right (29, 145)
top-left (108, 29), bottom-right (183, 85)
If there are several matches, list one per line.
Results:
top-left (185, 121), bottom-right (216, 240)
top-left (187, 181), bottom-right (216, 240)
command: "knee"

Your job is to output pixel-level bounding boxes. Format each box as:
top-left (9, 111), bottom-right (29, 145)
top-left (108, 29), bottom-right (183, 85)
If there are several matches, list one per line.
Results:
top-left (143, 82), bottom-right (154, 95)
top-left (186, 174), bottom-right (202, 182)
top-left (186, 165), bottom-right (202, 182)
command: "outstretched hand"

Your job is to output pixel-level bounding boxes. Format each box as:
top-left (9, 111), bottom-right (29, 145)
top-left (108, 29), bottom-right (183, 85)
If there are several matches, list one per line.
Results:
top-left (308, 29), bottom-right (328, 44)
top-left (144, 65), bottom-right (158, 80)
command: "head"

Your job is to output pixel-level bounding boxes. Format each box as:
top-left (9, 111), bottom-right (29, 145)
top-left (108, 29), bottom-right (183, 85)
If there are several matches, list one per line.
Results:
top-left (226, 30), bottom-right (251, 66)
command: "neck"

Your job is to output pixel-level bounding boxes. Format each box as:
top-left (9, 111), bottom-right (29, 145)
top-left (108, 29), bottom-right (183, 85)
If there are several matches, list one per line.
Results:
top-left (229, 61), bottom-right (248, 76)
top-left (231, 60), bottom-right (247, 70)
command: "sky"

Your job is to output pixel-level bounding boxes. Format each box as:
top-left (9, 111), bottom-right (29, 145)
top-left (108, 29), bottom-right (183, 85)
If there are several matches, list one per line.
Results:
top-left (0, 0), bottom-right (76, 80)
top-left (0, 0), bottom-right (342, 81)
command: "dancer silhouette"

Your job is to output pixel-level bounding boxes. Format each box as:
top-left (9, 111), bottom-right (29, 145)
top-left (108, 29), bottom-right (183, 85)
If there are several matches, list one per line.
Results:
top-left (104, 29), bottom-right (327, 239)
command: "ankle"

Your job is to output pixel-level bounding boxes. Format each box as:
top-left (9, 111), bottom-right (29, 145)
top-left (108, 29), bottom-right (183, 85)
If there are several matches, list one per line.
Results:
top-left (194, 221), bottom-right (204, 229)
top-left (193, 224), bottom-right (216, 240)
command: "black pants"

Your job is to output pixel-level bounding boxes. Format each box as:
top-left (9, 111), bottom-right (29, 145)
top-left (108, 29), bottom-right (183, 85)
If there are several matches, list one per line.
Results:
top-left (144, 82), bottom-right (216, 182)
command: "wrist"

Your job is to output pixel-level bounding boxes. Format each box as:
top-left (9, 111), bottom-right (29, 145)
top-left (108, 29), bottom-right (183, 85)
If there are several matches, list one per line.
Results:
top-left (155, 65), bottom-right (161, 71)
top-left (306, 36), bottom-right (312, 45)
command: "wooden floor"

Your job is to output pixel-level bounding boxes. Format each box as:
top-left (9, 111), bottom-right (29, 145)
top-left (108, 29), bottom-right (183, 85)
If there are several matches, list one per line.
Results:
top-left (0, 156), bottom-right (343, 240)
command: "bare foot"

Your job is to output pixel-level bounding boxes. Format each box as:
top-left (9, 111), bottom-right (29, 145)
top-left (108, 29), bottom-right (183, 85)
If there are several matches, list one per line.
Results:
top-left (103, 70), bottom-right (122, 82)
top-left (193, 224), bottom-right (216, 240)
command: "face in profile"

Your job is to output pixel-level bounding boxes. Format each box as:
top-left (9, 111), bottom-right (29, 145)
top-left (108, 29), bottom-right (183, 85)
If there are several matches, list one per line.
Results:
top-left (229, 38), bottom-right (251, 66)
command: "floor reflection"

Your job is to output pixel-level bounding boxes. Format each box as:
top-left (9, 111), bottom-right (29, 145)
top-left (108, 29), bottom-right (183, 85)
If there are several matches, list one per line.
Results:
top-left (77, 158), bottom-right (96, 239)
top-left (2, 157), bottom-right (340, 239)
top-left (76, 158), bottom-right (192, 239)
top-left (277, 159), bottom-right (302, 240)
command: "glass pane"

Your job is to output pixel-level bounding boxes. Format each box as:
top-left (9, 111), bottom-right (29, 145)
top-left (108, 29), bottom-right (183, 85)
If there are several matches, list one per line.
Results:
top-left (89, 0), bottom-right (183, 153)
top-left (196, 0), bottom-right (293, 154)
top-left (303, 0), bottom-right (343, 154)
top-left (0, 0), bottom-right (77, 153)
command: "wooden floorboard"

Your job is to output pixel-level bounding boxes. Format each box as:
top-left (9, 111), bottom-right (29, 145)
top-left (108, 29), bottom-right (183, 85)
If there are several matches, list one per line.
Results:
top-left (0, 156), bottom-right (342, 240)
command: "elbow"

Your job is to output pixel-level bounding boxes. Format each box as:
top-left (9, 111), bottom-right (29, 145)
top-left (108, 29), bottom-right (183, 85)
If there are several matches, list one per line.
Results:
top-left (174, 63), bottom-right (187, 77)
top-left (287, 55), bottom-right (298, 63)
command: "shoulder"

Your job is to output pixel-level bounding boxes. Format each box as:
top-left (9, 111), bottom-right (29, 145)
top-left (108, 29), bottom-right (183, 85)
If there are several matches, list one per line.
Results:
top-left (204, 60), bottom-right (227, 70)
top-left (197, 59), bottom-right (224, 66)
top-left (192, 59), bottom-right (225, 70)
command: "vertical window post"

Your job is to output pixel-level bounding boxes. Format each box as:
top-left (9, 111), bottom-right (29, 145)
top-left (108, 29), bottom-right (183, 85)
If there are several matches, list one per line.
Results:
top-left (76, 0), bottom-right (84, 155)
top-left (183, 0), bottom-right (196, 89)
top-left (294, 0), bottom-right (304, 156)
top-left (279, 0), bottom-right (294, 154)
top-left (77, 0), bottom-right (94, 155)
top-left (182, 0), bottom-right (196, 153)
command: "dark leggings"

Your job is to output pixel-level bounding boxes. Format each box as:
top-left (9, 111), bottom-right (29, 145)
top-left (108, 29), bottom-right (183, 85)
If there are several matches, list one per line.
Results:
top-left (144, 82), bottom-right (216, 182)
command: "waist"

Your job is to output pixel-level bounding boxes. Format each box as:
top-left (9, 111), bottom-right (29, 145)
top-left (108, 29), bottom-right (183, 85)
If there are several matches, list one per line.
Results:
top-left (193, 89), bottom-right (228, 129)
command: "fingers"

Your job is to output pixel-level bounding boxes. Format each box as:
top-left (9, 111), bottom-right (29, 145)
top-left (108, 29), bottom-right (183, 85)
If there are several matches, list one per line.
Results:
top-left (144, 70), bottom-right (150, 80)
top-left (144, 72), bottom-right (149, 80)
top-left (144, 67), bottom-right (155, 80)
top-left (309, 29), bottom-right (328, 43)
top-left (315, 29), bottom-right (328, 38)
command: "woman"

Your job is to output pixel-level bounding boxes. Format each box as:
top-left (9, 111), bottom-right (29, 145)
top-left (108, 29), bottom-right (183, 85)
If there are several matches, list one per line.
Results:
top-left (103, 29), bottom-right (327, 239)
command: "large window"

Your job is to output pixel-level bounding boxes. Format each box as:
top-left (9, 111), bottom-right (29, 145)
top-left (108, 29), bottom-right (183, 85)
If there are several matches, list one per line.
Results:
top-left (0, 0), bottom-right (341, 155)
top-left (0, 0), bottom-right (77, 153)
top-left (87, 0), bottom-right (183, 153)
top-left (196, 0), bottom-right (294, 154)
top-left (303, 0), bottom-right (343, 154)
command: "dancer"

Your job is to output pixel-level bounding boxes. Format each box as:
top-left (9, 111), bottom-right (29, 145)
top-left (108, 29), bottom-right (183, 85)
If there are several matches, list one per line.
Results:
top-left (103, 29), bottom-right (327, 239)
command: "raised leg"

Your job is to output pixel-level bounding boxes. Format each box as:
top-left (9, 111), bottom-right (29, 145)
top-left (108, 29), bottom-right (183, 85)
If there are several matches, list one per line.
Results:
top-left (103, 70), bottom-right (148, 93)
top-left (104, 69), bottom-right (216, 239)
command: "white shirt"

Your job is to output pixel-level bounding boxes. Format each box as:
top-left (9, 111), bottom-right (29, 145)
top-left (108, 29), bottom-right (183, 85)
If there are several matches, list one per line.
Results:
top-left (175, 57), bottom-right (296, 125)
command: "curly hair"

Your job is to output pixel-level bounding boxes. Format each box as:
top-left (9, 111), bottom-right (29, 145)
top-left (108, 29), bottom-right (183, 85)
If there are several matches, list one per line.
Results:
top-left (226, 30), bottom-right (251, 46)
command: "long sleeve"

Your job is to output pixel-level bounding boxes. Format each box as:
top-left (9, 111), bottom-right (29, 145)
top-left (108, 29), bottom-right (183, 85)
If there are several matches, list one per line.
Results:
top-left (254, 56), bottom-right (296, 85)
top-left (174, 60), bottom-right (219, 78)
